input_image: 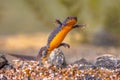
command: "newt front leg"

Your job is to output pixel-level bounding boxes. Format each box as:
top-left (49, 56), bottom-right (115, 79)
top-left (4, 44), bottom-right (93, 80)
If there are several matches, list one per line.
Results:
top-left (58, 43), bottom-right (70, 48)
top-left (72, 24), bottom-right (86, 28)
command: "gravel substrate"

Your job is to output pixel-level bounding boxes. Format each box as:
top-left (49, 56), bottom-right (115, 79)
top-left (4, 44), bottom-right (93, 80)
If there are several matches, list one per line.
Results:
top-left (0, 60), bottom-right (120, 80)
top-left (1, 48), bottom-right (120, 80)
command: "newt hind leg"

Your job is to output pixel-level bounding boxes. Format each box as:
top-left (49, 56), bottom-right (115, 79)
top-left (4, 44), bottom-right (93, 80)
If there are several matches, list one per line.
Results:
top-left (37, 46), bottom-right (51, 65)
top-left (36, 46), bottom-right (47, 60)
top-left (58, 43), bottom-right (70, 48)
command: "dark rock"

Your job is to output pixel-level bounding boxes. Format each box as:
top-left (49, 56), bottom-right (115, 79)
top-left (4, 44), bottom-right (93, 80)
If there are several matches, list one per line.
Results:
top-left (48, 48), bottom-right (66, 68)
top-left (95, 54), bottom-right (119, 70)
top-left (70, 58), bottom-right (95, 70)
top-left (0, 54), bottom-right (8, 69)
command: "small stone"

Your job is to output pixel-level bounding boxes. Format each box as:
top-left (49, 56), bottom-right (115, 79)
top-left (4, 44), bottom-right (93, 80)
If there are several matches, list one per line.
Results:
top-left (48, 48), bottom-right (66, 68)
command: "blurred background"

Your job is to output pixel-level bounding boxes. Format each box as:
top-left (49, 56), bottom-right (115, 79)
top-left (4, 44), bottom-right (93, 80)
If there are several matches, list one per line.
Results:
top-left (0, 0), bottom-right (120, 63)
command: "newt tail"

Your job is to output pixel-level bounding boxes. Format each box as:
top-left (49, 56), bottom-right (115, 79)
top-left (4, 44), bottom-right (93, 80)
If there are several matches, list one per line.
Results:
top-left (37, 17), bottom-right (86, 63)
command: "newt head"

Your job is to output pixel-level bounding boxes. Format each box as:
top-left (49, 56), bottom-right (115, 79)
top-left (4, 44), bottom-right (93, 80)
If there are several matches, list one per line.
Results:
top-left (63, 16), bottom-right (77, 26)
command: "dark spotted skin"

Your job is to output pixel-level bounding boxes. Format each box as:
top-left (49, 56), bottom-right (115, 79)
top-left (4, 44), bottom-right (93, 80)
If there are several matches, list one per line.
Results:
top-left (37, 17), bottom-right (86, 63)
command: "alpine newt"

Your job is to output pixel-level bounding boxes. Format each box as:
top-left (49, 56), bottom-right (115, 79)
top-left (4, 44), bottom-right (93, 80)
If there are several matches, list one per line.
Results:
top-left (37, 16), bottom-right (86, 63)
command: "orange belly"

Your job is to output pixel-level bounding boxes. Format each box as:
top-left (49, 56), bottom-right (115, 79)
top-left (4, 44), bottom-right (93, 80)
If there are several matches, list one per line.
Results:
top-left (48, 26), bottom-right (72, 51)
